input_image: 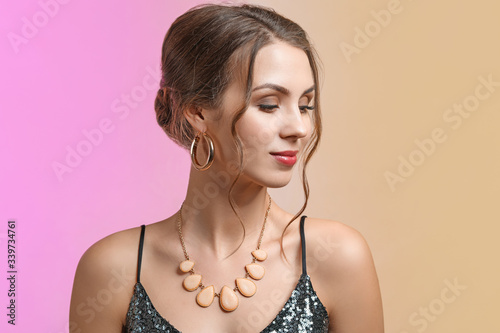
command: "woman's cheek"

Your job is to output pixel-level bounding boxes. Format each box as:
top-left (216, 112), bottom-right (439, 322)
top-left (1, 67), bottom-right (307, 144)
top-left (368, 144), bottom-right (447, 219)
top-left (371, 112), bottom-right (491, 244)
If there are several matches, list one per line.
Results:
top-left (239, 114), bottom-right (277, 147)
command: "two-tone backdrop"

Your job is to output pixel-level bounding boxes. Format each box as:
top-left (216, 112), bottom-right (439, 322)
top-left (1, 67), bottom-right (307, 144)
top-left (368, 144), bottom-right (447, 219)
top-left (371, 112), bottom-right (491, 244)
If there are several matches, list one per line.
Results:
top-left (1, 0), bottom-right (499, 332)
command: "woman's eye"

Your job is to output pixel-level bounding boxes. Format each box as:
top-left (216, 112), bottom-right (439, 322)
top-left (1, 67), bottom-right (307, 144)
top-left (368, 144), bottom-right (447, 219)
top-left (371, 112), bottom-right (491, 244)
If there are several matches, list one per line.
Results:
top-left (299, 105), bottom-right (315, 113)
top-left (258, 104), bottom-right (279, 112)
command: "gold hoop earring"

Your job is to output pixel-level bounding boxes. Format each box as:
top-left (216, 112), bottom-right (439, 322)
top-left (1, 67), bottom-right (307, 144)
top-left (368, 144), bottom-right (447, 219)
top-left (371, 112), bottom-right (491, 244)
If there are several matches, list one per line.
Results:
top-left (190, 131), bottom-right (214, 171)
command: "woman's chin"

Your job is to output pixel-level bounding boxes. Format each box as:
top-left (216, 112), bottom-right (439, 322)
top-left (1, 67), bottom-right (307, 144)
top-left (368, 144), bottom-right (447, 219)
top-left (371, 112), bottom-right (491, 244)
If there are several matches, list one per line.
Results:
top-left (259, 173), bottom-right (294, 189)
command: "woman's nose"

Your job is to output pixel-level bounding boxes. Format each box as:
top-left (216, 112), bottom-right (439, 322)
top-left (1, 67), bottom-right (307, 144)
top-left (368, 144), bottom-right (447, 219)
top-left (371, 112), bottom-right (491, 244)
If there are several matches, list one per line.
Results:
top-left (280, 107), bottom-right (309, 139)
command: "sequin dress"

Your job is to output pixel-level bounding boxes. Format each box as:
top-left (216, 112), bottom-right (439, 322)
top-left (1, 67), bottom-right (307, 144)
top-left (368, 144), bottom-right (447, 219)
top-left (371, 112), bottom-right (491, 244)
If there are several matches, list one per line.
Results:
top-left (124, 216), bottom-right (330, 332)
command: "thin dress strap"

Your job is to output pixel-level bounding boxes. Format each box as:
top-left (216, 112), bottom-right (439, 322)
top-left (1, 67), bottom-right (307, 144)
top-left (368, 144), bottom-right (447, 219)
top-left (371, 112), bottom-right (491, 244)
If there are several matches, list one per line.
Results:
top-left (137, 224), bottom-right (146, 283)
top-left (299, 215), bottom-right (307, 275)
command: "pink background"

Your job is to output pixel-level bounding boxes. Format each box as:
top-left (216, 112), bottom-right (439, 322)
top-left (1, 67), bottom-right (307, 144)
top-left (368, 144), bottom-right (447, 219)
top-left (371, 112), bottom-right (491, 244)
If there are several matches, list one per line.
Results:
top-left (1, 1), bottom-right (208, 331)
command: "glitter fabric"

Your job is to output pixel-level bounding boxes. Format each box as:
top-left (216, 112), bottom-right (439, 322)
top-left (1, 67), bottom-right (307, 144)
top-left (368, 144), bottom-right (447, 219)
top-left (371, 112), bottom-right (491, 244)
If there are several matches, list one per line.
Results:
top-left (124, 216), bottom-right (330, 332)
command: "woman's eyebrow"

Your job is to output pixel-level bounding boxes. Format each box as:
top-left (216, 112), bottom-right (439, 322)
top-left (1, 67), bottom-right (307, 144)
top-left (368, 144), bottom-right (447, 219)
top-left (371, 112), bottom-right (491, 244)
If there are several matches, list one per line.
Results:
top-left (252, 83), bottom-right (290, 95)
top-left (252, 83), bottom-right (315, 96)
top-left (303, 86), bottom-right (315, 95)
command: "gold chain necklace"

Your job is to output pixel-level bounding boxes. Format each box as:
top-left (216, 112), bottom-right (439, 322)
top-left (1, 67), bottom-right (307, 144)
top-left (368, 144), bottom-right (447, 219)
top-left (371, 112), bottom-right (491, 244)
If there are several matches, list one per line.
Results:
top-left (177, 194), bottom-right (272, 312)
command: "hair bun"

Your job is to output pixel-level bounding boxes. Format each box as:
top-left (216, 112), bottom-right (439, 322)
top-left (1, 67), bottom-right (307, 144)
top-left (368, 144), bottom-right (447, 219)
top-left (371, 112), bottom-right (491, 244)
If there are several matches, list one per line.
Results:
top-left (155, 86), bottom-right (172, 127)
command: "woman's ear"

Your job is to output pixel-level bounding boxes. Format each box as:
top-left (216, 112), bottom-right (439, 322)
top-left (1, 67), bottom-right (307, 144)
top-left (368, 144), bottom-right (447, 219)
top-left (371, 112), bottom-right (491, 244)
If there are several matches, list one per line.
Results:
top-left (184, 106), bottom-right (207, 132)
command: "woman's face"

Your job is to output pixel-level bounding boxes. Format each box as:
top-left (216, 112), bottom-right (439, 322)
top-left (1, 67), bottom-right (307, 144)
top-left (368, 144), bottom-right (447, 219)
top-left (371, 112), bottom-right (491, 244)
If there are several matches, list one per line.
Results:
top-left (207, 41), bottom-right (315, 188)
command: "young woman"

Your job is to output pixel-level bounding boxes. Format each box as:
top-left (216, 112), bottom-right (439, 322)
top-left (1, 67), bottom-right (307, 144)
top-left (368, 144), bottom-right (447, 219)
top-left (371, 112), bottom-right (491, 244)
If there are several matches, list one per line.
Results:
top-left (70, 4), bottom-right (384, 332)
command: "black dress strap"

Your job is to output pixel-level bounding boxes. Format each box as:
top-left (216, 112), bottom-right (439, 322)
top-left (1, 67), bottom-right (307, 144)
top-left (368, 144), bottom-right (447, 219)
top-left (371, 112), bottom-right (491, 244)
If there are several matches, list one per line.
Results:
top-left (137, 224), bottom-right (146, 283)
top-left (299, 215), bottom-right (307, 275)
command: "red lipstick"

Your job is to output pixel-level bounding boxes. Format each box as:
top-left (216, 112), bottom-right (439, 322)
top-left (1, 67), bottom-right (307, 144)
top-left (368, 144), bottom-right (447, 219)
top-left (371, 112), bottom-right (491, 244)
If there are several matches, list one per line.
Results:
top-left (270, 150), bottom-right (298, 166)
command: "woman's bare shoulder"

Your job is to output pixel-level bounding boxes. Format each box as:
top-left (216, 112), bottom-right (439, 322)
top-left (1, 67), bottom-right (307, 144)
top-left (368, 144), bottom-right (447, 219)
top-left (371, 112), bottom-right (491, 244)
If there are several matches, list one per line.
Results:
top-left (304, 217), bottom-right (384, 332)
top-left (77, 226), bottom-right (142, 274)
top-left (70, 226), bottom-right (143, 331)
top-left (303, 217), bottom-right (370, 256)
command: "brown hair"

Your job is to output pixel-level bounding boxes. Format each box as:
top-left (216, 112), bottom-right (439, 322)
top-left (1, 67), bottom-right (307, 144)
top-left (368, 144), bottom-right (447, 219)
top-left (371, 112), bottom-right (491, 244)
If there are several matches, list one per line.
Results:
top-left (155, 3), bottom-right (323, 258)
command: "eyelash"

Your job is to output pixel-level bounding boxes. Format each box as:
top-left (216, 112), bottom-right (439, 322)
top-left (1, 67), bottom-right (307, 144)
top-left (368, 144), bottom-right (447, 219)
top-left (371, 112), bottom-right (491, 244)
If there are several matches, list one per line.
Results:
top-left (300, 105), bottom-right (315, 112)
top-left (258, 104), bottom-right (315, 113)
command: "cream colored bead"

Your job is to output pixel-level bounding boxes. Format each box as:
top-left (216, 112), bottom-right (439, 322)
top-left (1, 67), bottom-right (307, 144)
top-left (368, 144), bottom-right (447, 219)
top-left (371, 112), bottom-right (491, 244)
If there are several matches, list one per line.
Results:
top-left (236, 278), bottom-right (257, 297)
top-left (252, 249), bottom-right (268, 261)
top-left (196, 285), bottom-right (215, 307)
top-left (183, 274), bottom-right (202, 291)
top-left (220, 286), bottom-right (239, 312)
top-left (179, 260), bottom-right (195, 273)
top-left (245, 263), bottom-right (265, 280)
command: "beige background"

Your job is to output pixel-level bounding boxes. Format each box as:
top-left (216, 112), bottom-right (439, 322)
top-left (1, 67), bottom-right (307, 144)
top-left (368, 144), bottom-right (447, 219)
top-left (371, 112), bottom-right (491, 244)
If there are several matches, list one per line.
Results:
top-left (250, 0), bottom-right (500, 332)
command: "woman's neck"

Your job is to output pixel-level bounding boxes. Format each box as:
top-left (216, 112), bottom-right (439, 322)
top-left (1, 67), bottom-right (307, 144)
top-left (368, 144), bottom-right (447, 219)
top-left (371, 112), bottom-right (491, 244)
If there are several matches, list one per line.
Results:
top-left (179, 165), bottom-right (272, 260)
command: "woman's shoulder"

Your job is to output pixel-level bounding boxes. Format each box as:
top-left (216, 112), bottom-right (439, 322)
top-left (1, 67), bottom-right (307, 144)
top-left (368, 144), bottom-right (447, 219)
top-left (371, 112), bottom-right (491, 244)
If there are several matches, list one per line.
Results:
top-left (303, 216), bottom-right (370, 255)
top-left (70, 225), bottom-right (144, 330)
top-left (76, 225), bottom-right (143, 275)
top-left (303, 217), bottom-right (384, 331)
top-left (301, 216), bottom-right (376, 283)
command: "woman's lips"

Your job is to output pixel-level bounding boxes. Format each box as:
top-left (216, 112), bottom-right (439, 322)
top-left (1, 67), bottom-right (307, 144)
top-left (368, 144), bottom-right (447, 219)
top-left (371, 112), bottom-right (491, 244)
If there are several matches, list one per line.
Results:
top-left (270, 151), bottom-right (298, 166)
